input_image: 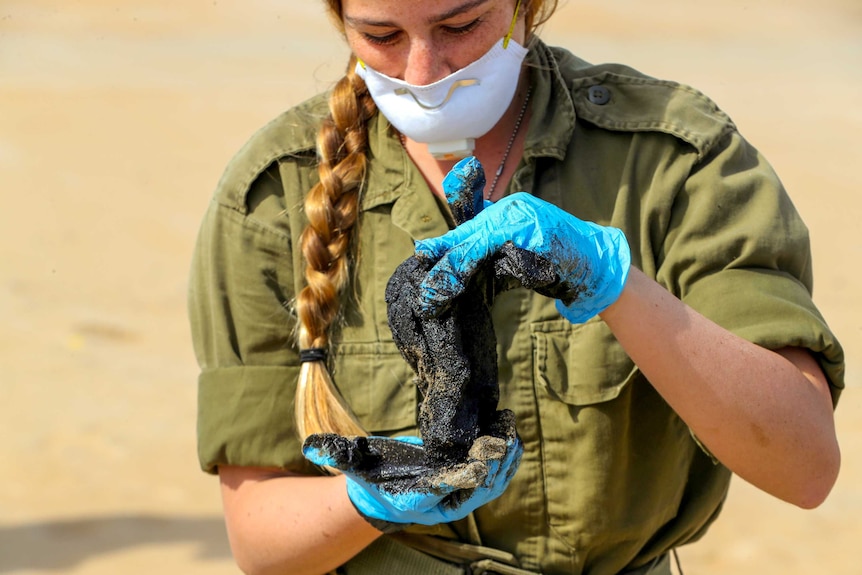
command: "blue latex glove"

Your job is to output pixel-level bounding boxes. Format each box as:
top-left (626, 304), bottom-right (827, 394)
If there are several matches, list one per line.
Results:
top-left (415, 162), bottom-right (631, 323)
top-left (302, 433), bottom-right (523, 533)
top-left (442, 155), bottom-right (487, 224)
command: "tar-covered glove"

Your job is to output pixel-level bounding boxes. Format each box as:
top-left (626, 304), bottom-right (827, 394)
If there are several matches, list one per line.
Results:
top-left (415, 160), bottom-right (631, 324)
top-left (302, 431), bottom-right (523, 533)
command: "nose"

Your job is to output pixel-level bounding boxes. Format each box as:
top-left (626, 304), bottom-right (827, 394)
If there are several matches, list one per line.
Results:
top-left (403, 39), bottom-right (452, 86)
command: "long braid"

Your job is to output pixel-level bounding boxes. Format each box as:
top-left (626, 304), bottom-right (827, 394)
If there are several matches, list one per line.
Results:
top-left (295, 58), bottom-right (376, 440)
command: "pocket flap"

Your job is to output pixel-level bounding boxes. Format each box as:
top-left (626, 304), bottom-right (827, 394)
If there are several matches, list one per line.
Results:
top-left (532, 319), bottom-right (637, 405)
top-left (332, 341), bottom-right (419, 433)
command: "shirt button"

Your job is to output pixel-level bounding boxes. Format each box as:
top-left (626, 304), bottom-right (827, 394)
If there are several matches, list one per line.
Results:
top-left (587, 85), bottom-right (611, 105)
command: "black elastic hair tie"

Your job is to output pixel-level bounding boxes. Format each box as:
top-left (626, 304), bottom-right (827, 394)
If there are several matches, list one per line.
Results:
top-left (299, 348), bottom-right (327, 363)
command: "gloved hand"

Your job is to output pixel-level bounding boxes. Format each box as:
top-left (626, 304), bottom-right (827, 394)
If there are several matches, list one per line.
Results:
top-left (302, 432), bottom-right (523, 533)
top-left (415, 170), bottom-right (631, 324)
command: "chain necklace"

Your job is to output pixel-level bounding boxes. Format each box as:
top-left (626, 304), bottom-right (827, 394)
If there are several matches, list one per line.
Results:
top-left (486, 84), bottom-right (532, 200)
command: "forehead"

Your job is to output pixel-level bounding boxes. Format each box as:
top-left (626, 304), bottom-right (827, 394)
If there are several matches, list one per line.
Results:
top-left (341, 0), bottom-right (502, 23)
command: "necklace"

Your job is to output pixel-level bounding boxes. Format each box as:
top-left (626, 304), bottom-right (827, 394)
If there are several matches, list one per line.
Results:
top-left (486, 84), bottom-right (532, 200)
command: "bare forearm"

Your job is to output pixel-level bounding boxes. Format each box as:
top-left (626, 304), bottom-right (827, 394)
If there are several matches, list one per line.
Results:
top-left (600, 268), bottom-right (839, 507)
top-left (220, 468), bottom-right (382, 575)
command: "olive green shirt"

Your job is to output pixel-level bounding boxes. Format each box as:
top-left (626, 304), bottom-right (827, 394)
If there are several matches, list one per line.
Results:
top-left (188, 40), bottom-right (844, 575)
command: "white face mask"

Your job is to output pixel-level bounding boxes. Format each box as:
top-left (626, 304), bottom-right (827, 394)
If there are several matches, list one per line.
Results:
top-left (356, 37), bottom-right (529, 160)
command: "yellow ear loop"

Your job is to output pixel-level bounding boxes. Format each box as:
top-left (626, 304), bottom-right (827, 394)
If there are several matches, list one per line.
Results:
top-left (503, 0), bottom-right (523, 49)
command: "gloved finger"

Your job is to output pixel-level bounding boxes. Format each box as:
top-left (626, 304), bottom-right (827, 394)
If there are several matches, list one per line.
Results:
top-left (414, 214), bottom-right (487, 263)
top-left (443, 156), bottom-right (486, 225)
top-left (393, 435), bottom-right (424, 446)
top-left (416, 192), bottom-right (547, 264)
top-left (303, 434), bottom-right (442, 489)
top-left (481, 436), bottom-right (523, 498)
top-left (416, 242), bottom-right (495, 318)
top-left (499, 436), bottom-right (524, 482)
top-left (302, 433), bottom-right (361, 470)
top-left (302, 434), bottom-right (418, 471)
top-left (415, 191), bottom-right (521, 262)
top-left (417, 224), bottom-right (517, 317)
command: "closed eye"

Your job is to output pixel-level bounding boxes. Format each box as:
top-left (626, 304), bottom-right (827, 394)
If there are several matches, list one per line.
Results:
top-left (442, 18), bottom-right (482, 36)
top-left (362, 30), bottom-right (402, 46)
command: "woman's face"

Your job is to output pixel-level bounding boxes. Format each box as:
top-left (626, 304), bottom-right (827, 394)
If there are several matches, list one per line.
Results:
top-left (341, 0), bottom-right (524, 86)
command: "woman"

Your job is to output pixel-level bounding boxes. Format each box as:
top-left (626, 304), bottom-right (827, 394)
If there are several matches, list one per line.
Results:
top-left (188, 1), bottom-right (844, 573)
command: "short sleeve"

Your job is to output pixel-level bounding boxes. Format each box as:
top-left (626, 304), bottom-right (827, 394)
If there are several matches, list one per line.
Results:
top-left (656, 131), bottom-right (845, 405)
top-left (188, 165), bottom-right (314, 474)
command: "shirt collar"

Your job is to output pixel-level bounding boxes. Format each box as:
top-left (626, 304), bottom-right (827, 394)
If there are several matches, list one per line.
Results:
top-left (522, 38), bottom-right (577, 164)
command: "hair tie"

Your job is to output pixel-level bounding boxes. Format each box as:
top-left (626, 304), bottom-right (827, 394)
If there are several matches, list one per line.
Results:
top-left (299, 348), bottom-right (327, 363)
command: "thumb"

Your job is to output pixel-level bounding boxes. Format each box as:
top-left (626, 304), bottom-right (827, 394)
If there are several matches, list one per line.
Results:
top-left (443, 156), bottom-right (486, 225)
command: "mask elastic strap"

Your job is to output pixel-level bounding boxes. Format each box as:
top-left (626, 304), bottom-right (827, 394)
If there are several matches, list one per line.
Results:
top-left (503, 0), bottom-right (523, 49)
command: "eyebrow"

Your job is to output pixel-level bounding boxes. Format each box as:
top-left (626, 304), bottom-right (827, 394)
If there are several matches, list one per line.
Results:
top-left (431, 0), bottom-right (492, 23)
top-left (344, 0), bottom-right (492, 28)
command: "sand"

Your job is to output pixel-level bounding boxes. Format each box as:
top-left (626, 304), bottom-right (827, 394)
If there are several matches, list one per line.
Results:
top-left (1, 1), bottom-right (859, 573)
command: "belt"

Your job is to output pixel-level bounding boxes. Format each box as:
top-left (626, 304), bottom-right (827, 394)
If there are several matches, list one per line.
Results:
top-left (470, 553), bottom-right (671, 575)
top-left (341, 533), bottom-right (674, 575)
top-left (394, 532), bottom-right (538, 575)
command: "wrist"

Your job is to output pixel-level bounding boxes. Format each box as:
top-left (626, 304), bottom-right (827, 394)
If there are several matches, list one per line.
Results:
top-left (597, 265), bottom-right (639, 323)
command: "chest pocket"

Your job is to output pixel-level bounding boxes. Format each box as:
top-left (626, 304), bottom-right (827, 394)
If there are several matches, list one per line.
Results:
top-left (532, 318), bottom-right (636, 405)
top-left (332, 341), bottom-right (419, 434)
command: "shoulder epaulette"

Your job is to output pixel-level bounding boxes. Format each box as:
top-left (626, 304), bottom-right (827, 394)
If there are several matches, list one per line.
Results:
top-left (568, 64), bottom-right (737, 161)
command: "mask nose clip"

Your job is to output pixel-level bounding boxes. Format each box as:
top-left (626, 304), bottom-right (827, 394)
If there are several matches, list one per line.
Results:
top-left (394, 79), bottom-right (480, 110)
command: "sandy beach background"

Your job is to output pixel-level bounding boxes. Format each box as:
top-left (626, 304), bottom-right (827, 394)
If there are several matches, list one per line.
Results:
top-left (1, 1), bottom-right (860, 573)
